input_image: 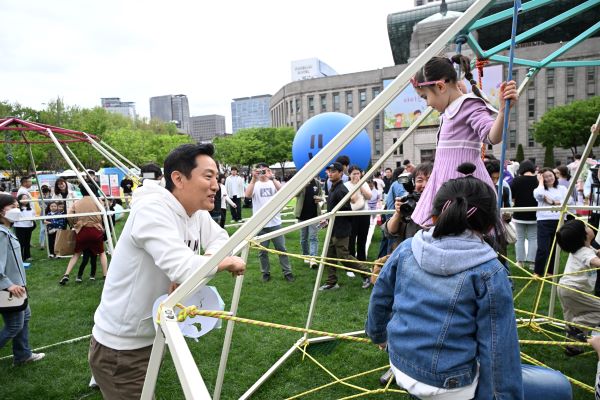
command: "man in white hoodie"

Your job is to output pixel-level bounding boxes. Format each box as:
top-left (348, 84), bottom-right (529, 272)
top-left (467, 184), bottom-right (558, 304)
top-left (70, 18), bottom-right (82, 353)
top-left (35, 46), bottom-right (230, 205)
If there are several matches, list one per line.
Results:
top-left (89, 143), bottom-right (246, 400)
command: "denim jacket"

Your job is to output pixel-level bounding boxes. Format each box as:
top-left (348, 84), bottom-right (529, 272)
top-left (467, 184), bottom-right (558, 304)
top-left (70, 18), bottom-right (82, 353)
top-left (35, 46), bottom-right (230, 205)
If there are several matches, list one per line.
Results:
top-left (366, 228), bottom-right (523, 398)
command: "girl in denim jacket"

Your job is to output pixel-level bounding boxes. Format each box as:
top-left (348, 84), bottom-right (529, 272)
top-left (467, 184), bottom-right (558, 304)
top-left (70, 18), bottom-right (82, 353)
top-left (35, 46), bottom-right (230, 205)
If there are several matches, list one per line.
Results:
top-left (366, 164), bottom-right (572, 399)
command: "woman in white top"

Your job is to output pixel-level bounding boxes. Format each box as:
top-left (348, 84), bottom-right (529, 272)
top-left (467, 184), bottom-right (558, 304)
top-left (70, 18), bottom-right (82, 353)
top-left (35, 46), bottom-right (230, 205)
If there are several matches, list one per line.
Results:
top-left (53, 178), bottom-right (77, 212)
top-left (345, 165), bottom-right (372, 261)
top-left (13, 193), bottom-right (35, 261)
top-left (533, 168), bottom-right (573, 276)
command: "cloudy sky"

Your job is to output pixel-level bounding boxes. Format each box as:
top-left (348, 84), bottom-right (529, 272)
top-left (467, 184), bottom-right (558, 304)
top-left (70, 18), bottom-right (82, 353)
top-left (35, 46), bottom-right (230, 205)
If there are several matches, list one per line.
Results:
top-left (1, 0), bottom-right (413, 131)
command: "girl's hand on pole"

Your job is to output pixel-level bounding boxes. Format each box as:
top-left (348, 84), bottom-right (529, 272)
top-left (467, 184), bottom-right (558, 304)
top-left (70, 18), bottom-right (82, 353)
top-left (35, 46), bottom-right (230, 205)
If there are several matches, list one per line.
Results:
top-left (499, 80), bottom-right (518, 111)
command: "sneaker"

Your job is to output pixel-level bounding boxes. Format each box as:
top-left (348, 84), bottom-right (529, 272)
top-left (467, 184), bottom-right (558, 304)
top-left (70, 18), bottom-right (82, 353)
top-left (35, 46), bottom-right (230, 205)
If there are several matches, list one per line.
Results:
top-left (262, 274), bottom-right (271, 282)
top-left (75, 276), bottom-right (83, 283)
top-left (565, 345), bottom-right (586, 357)
top-left (89, 276), bottom-right (96, 281)
top-left (362, 277), bottom-right (372, 289)
top-left (284, 274), bottom-right (295, 282)
top-left (59, 275), bottom-right (69, 285)
top-left (14, 352), bottom-right (45, 366)
top-left (566, 325), bottom-right (587, 341)
top-left (319, 283), bottom-right (340, 291)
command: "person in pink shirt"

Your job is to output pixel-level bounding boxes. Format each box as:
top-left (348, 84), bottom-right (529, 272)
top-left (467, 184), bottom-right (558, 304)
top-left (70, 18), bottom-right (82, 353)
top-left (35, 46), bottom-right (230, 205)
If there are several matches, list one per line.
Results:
top-left (410, 55), bottom-right (518, 227)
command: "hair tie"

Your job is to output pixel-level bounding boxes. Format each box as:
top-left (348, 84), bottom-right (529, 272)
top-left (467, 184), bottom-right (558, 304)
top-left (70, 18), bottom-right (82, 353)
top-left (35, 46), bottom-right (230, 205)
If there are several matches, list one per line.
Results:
top-left (441, 199), bottom-right (452, 213)
top-left (466, 207), bottom-right (477, 218)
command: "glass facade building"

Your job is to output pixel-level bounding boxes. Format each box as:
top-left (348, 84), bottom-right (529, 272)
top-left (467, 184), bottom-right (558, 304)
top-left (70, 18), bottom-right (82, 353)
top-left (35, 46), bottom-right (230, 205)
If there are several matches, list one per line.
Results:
top-left (231, 95), bottom-right (271, 133)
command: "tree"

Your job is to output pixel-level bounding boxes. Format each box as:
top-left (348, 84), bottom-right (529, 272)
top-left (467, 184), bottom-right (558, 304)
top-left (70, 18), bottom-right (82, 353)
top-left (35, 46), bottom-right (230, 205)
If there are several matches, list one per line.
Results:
top-left (516, 143), bottom-right (525, 162)
top-left (0, 99), bottom-right (189, 172)
top-left (543, 144), bottom-right (555, 167)
top-left (213, 127), bottom-right (294, 175)
top-left (533, 96), bottom-right (600, 156)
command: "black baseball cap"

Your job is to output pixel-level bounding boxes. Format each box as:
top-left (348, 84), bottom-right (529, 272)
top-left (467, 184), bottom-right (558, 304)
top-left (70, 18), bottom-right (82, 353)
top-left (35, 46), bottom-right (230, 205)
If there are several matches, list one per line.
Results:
top-left (328, 162), bottom-right (344, 172)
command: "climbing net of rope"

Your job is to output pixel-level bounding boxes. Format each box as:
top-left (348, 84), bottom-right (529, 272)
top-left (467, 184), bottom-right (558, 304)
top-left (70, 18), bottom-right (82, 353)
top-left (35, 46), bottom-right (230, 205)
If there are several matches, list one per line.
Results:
top-left (166, 213), bottom-right (598, 398)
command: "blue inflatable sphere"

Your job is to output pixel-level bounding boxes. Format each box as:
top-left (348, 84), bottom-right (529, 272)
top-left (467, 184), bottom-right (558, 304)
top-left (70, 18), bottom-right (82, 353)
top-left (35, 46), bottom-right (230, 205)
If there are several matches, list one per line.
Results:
top-left (292, 112), bottom-right (371, 178)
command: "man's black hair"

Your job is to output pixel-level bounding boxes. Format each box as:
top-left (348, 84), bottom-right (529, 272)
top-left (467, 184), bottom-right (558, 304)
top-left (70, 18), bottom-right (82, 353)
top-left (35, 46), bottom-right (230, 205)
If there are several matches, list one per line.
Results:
top-left (392, 167), bottom-right (404, 181)
top-left (20, 176), bottom-right (31, 185)
top-left (413, 162), bottom-right (433, 178)
top-left (485, 160), bottom-right (501, 176)
top-left (517, 160), bottom-right (536, 175)
top-left (556, 219), bottom-right (587, 254)
top-left (230, 166), bottom-right (238, 172)
top-left (140, 163), bottom-right (163, 180)
top-left (402, 159), bottom-right (412, 166)
top-left (164, 143), bottom-right (215, 192)
top-left (335, 155), bottom-right (350, 167)
top-left (385, 167), bottom-right (392, 172)
top-left (0, 193), bottom-right (16, 210)
top-left (255, 162), bottom-right (269, 169)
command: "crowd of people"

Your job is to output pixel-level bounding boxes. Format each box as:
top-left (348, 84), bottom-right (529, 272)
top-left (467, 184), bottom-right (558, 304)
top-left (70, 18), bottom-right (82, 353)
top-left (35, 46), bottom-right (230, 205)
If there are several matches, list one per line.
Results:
top-left (2, 51), bottom-right (600, 399)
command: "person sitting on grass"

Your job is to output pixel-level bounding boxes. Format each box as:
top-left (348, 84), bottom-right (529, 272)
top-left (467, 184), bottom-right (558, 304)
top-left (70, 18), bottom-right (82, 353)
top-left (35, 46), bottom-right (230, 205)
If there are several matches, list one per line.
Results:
top-left (366, 164), bottom-right (572, 399)
top-left (556, 219), bottom-right (600, 356)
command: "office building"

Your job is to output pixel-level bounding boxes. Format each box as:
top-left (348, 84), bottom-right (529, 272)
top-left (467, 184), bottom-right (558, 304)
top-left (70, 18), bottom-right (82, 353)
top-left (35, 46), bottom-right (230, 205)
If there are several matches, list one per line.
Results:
top-left (149, 94), bottom-right (190, 134)
top-left (231, 95), bottom-right (272, 133)
top-left (271, 0), bottom-right (599, 169)
top-left (291, 58), bottom-right (338, 82)
top-left (189, 115), bottom-right (226, 143)
top-left (100, 97), bottom-right (136, 119)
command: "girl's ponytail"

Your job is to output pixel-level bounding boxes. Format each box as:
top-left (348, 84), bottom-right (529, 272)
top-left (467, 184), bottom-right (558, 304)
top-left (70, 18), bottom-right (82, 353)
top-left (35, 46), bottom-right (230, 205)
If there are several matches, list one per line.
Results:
top-left (450, 54), bottom-right (484, 100)
top-left (432, 196), bottom-right (470, 238)
top-left (429, 164), bottom-right (500, 241)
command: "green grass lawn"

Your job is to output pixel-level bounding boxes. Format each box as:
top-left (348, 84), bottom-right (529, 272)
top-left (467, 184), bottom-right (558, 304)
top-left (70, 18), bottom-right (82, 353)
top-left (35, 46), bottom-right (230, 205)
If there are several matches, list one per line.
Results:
top-left (0, 207), bottom-right (597, 399)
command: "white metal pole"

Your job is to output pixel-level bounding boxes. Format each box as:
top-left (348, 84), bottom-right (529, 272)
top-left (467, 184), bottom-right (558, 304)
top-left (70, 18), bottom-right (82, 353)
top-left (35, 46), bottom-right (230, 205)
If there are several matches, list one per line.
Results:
top-left (161, 308), bottom-right (212, 399)
top-left (302, 215), bottom-right (336, 342)
top-left (212, 244), bottom-right (250, 400)
top-left (93, 134), bottom-right (140, 171)
top-left (238, 338), bottom-right (305, 400)
top-left (140, 329), bottom-right (167, 400)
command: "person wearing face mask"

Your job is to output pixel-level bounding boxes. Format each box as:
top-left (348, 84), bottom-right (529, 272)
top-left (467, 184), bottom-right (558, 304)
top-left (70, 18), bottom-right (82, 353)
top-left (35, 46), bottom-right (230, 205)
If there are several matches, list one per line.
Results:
top-left (0, 193), bottom-right (45, 365)
top-left (13, 193), bottom-right (35, 262)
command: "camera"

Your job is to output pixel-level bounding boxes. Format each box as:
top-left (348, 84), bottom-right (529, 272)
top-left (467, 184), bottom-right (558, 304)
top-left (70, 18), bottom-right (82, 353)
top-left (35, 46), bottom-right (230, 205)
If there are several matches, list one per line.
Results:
top-left (397, 173), bottom-right (420, 218)
top-left (590, 165), bottom-right (600, 186)
top-left (259, 169), bottom-right (266, 176)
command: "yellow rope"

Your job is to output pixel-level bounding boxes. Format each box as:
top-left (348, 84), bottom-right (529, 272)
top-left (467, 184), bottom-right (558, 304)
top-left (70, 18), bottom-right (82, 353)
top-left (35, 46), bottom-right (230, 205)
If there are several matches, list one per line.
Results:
top-left (174, 305), bottom-right (371, 344)
top-left (285, 364), bottom-right (392, 400)
top-left (521, 352), bottom-right (594, 393)
top-left (249, 240), bottom-right (384, 273)
top-left (515, 307), bottom-right (598, 334)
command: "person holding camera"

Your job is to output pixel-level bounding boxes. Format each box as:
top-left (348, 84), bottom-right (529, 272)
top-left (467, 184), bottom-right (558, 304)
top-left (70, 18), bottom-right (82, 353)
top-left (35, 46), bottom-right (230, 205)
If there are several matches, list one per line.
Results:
top-left (383, 163), bottom-right (433, 254)
top-left (245, 163), bottom-right (294, 283)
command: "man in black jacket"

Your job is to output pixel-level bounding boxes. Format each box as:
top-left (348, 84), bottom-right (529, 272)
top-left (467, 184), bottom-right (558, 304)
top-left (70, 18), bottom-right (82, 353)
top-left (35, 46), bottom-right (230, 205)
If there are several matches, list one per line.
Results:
top-left (320, 162), bottom-right (371, 291)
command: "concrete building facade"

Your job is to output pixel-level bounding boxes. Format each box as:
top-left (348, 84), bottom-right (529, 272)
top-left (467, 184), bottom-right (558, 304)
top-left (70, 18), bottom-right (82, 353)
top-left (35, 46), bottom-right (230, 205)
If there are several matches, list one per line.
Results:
top-left (189, 114), bottom-right (226, 143)
top-left (231, 95), bottom-right (272, 133)
top-left (149, 94), bottom-right (190, 134)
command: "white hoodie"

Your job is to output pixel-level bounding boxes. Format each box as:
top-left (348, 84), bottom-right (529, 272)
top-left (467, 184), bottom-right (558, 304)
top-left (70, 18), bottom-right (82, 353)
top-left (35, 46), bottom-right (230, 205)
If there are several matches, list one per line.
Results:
top-left (92, 180), bottom-right (229, 350)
